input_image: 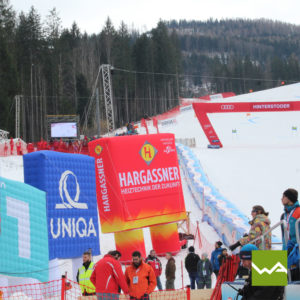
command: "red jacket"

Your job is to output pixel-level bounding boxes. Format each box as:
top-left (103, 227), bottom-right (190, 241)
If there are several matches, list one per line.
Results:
top-left (145, 255), bottom-right (162, 277)
top-left (90, 254), bottom-right (129, 294)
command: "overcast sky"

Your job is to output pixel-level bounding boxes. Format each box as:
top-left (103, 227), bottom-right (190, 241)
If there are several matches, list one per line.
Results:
top-left (9, 0), bottom-right (300, 33)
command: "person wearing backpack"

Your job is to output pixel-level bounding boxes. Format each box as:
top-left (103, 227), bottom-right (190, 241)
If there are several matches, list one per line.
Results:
top-left (185, 246), bottom-right (200, 289)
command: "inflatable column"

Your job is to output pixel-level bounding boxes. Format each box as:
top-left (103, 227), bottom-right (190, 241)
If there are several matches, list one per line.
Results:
top-left (150, 223), bottom-right (180, 255)
top-left (114, 229), bottom-right (146, 264)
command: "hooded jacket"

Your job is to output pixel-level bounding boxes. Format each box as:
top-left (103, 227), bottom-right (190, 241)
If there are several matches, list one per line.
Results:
top-left (281, 201), bottom-right (300, 250)
top-left (240, 214), bottom-right (271, 250)
top-left (90, 254), bottom-right (129, 294)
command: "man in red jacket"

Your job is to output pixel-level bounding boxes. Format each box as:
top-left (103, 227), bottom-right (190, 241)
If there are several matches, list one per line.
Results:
top-left (145, 250), bottom-right (162, 290)
top-left (90, 250), bottom-right (129, 300)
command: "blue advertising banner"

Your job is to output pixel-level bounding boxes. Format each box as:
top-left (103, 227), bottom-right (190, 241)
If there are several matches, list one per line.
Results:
top-left (0, 176), bottom-right (49, 282)
top-left (23, 151), bottom-right (100, 259)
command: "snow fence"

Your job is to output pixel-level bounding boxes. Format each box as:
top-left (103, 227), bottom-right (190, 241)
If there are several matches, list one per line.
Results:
top-left (176, 144), bottom-right (249, 246)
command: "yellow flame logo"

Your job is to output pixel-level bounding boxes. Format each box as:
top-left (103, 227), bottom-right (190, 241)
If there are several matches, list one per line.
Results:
top-left (139, 141), bottom-right (157, 165)
top-left (95, 145), bottom-right (103, 155)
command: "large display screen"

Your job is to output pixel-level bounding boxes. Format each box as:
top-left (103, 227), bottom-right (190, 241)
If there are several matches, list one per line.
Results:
top-left (51, 122), bottom-right (77, 138)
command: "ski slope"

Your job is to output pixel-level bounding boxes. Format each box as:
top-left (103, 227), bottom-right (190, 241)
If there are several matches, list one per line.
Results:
top-left (144, 83), bottom-right (300, 232)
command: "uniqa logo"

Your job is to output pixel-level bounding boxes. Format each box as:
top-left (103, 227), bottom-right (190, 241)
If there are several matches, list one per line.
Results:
top-left (221, 104), bottom-right (234, 110)
top-left (55, 170), bottom-right (88, 209)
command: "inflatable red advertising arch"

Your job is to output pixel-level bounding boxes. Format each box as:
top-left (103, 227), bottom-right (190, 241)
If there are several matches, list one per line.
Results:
top-left (89, 134), bottom-right (186, 261)
top-left (89, 133), bottom-right (186, 233)
top-left (193, 101), bottom-right (300, 147)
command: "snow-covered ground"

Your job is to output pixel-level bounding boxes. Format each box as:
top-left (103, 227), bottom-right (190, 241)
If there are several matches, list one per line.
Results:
top-left (150, 83), bottom-right (300, 235)
top-left (2, 82), bottom-right (300, 291)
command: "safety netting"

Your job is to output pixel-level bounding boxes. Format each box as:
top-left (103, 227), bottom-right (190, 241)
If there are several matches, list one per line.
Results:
top-left (0, 277), bottom-right (190, 300)
top-left (210, 254), bottom-right (240, 300)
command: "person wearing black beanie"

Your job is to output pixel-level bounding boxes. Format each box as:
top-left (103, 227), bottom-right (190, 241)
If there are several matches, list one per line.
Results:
top-left (281, 188), bottom-right (300, 281)
top-left (216, 241), bottom-right (222, 248)
top-left (283, 188), bottom-right (298, 204)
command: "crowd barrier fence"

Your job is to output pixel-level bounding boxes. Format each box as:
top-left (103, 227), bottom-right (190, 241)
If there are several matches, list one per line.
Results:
top-left (0, 276), bottom-right (208, 300)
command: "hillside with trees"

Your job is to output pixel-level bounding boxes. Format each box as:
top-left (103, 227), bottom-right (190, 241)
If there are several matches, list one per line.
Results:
top-left (167, 19), bottom-right (300, 96)
top-left (1, 0), bottom-right (300, 140)
top-left (0, 0), bottom-right (181, 140)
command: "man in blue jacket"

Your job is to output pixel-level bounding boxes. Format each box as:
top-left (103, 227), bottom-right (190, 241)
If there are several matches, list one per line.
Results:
top-left (210, 241), bottom-right (223, 277)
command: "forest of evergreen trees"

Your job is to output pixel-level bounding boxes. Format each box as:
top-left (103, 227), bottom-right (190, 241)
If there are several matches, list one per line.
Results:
top-left (0, 0), bottom-right (181, 140)
top-left (167, 19), bottom-right (300, 96)
top-left (1, 0), bottom-right (300, 140)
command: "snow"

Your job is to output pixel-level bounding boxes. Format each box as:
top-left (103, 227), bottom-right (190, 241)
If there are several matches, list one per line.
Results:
top-left (2, 82), bottom-right (300, 291)
top-left (154, 83), bottom-right (300, 233)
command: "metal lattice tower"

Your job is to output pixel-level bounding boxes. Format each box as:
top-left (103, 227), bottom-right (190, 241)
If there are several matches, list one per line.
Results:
top-left (15, 95), bottom-right (21, 138)
top-left (101, 64), bottom-right (115, 134)
top-left (82, 64), bottom-right (115, 136)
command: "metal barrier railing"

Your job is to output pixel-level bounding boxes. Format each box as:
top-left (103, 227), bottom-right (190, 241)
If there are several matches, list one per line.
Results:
top-left (246, 219), bottom-right (288, 250)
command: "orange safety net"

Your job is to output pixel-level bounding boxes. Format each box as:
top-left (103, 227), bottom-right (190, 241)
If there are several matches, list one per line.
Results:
top-left (210, 254), bottom-right (240, 300)
top-left (0, 277), bottom-right (190, 300)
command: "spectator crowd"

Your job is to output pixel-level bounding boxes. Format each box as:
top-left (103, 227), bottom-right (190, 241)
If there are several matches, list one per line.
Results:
top-left (0, 122), bottom-right (138, 157)
top-left (74, 188), bottom-right (300, 300)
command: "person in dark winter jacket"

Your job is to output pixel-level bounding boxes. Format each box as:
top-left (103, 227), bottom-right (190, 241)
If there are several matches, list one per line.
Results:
top-left (210, 241), bottom-right (224, 277)
top-left (184, 246), bottom-right (200, 289)
top-left (145, 250), bottom-right (163, 291)
top-left (197, 253), bottom-right (213, 289)
top-left (218, 248), bottom-right (228, 269)
top-left (165, 252), bottom-right (176, 290)
top-left (237, 244), bottom-right (284, 300)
